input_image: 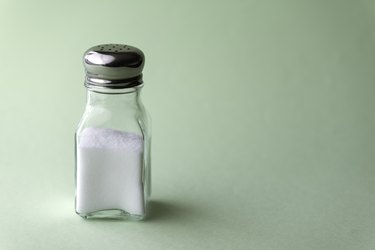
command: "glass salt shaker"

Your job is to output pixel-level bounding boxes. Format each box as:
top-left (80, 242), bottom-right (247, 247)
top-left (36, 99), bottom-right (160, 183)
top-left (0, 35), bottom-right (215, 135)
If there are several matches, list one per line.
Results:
top-left (75, 44), bottom-right (151, 220)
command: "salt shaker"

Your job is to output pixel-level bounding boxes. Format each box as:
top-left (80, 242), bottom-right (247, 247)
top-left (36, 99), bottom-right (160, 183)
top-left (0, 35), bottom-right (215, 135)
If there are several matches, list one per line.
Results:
top-left (75, 44), bottom-right (151, 219)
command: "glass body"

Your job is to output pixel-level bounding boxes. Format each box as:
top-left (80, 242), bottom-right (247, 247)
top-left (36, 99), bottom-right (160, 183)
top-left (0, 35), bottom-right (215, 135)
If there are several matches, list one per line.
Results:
top-left (75, 86), bottom-right (151, 219)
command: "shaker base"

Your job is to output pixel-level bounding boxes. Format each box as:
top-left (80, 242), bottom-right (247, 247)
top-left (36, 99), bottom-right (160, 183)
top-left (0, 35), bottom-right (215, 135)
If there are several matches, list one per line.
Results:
top-left (77, 209), bottom-right (145, 220)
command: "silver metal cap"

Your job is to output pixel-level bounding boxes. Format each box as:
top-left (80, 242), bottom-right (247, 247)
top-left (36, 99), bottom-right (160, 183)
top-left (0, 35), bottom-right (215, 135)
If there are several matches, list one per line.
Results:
top-left (83, 44), bottom-right (145, 89)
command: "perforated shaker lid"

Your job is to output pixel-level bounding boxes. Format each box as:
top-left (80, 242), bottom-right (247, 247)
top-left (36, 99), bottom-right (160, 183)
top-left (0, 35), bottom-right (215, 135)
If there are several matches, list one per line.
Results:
top-left (83, 44), bottom-right (145, 89)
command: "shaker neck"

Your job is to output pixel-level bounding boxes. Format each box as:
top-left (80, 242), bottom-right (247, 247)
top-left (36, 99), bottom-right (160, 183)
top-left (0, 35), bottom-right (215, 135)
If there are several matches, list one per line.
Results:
top-left (86, 86), bottom-right (142, 107)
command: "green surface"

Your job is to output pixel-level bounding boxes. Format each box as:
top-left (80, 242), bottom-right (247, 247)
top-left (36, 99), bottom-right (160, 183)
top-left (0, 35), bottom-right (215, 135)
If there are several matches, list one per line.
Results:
top-left (0, 0), bottom-right (375, 249)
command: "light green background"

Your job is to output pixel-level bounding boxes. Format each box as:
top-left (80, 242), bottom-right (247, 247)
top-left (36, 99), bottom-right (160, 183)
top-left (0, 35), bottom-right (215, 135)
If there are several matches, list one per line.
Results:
top-left (0, 0), bottom-right (375, 249)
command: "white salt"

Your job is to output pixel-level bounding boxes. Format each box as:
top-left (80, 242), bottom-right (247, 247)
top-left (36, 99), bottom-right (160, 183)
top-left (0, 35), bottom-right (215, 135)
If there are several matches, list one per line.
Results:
top-left (76, 127), bottom-right (145, 216)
